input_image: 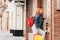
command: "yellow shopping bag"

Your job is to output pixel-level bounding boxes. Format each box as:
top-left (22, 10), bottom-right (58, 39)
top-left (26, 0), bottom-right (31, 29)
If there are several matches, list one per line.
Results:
top-left (33, 34), bottom-right (42, 40)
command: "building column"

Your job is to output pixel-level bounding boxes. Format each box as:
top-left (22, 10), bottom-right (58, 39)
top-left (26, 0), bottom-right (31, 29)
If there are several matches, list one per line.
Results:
top-left (0, 14), bottom-right (2, 31)
top-left (32, 0), bottom-right (37, 16)
top-left (2, 11), bottom-right (9, 32)
top-left (46, 0), bottom-right (52, 40)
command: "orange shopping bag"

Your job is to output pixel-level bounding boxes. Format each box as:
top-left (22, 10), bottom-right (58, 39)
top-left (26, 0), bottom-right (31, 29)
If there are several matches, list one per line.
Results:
top-left (33, 34), bottom-right (42, 40)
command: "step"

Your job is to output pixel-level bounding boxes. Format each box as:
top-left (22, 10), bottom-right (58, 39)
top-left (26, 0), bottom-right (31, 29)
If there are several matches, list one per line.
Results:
top-left (10, 29), bottom-right (24, 36)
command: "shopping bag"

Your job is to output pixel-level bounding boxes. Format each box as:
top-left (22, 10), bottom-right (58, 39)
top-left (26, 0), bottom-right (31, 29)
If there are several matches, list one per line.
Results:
top-left (27, 17), bottom-right (34, 27)
top-left (33, 34), bottom-right (42, 40)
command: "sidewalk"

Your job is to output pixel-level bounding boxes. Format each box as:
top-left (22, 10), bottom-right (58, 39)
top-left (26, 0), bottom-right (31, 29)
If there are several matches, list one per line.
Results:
top-left (0, 31), bottom-right (25, 40)
top-left (0, 31), bottom-right (34, 40)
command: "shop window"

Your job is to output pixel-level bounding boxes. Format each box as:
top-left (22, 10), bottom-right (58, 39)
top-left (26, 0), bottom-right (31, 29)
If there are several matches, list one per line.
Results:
top-left (56, 0), bottom-right (60, 11)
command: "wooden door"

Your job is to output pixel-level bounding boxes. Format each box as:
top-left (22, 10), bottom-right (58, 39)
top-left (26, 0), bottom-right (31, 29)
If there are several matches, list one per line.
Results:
top-left (26, 0), bottom-right (53, 40)
top-left (43, 0), bottom-right (52, 40)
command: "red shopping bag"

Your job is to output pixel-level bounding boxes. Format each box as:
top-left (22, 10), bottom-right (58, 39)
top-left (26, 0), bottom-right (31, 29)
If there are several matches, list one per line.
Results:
top-left (33, 34), bottom-right (42, 40)
top-left (27, 17), bottom-right (34, 27)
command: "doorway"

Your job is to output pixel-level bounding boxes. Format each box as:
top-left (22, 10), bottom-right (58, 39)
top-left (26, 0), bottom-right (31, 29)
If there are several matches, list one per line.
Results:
top-left (26, 0), bottom-right (53, 40)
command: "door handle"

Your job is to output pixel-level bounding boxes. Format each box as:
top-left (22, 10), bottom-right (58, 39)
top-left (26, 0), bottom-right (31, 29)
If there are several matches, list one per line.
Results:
top-left (46, 22), bottom-right (49, 26)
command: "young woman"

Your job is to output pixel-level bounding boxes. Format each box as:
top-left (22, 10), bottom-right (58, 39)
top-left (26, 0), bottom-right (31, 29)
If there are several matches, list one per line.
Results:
top-left (32, 7), bottom-right (45, 40)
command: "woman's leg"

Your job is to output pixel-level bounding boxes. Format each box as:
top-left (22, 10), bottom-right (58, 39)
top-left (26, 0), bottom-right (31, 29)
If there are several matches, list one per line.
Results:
top-left (31, 24), bottom-right (39, 40)
top-left (38, 28), bottom-right (45, 40)
top-left (31, 24), bottom-right (38, 34)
